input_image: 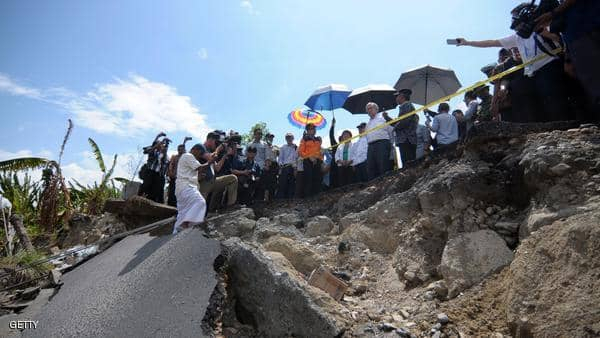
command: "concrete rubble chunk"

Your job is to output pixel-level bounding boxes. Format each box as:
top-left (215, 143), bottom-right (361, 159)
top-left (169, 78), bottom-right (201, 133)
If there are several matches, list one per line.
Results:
top-left (221, 238), bottom-right (348, 338)
top-left (207, 208), bottom-right (255, 238)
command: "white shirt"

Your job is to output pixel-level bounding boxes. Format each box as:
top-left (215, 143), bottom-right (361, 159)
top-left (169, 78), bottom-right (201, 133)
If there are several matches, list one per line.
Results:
top-left (498, 33), bottom-right (557, 77)
top-left (351, 136), bottom-right (368, 165)
top-left (334, 142), bottom-right (353, 164)
top-left (365, 113), bottom-right (393, 143)
top-left (278, 143), bottom-right (298, 167)
top-left (175, 153), bottom-right (201, 195)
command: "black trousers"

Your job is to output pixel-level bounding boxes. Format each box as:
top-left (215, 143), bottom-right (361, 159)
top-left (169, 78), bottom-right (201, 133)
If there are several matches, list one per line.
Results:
top-left (367, 140), bottom-right (391, 181)
top-left (295, 171), bottom-right (305, 198)
top-left (260, 169), bottom-right (278, 201)
top-left (510, 73), bottom-right (539, 123)
top-left (337, 165), bottom-right (355, 187)
top-left (532, 59), bottom-right (569, 122)
top-left (276, 166), bottom-right (295, 199)
top-left (167, 180), bottom-right (176, 207)
top-left (398, 142), bottom-right (417, 167)
top-left (354, 162), bottom-right (368, 182)
top-left (302, 159), bottom-right (322, 197)
top-left (140, 171), bottom-right (165, 203)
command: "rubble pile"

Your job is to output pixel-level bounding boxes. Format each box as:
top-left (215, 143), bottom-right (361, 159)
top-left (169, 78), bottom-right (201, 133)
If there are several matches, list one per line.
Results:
top-left (203, 122), bottom-right (600, 337)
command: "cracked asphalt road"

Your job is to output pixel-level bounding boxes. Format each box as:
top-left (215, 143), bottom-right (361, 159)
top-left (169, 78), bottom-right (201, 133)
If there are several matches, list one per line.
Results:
top-left (20, 228), bottom-right (220, 338)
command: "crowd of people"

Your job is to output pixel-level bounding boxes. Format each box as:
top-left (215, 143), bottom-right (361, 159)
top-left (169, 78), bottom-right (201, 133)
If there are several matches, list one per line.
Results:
top-left (136, 1), bottom-right (599, 233)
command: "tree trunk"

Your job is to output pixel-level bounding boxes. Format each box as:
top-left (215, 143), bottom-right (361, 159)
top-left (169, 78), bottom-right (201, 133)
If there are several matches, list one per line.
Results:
top-left (10, 214), bottom-right (34, 252)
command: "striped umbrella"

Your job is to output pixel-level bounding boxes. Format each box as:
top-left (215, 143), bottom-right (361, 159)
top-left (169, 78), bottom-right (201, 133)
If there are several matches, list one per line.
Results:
top-left (287, 109), bottom-right (327, 130)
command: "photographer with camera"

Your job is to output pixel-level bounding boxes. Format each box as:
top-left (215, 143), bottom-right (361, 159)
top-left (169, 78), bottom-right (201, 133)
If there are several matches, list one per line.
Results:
top-left (172, 143), bottom-right (213, 234)
top-left (456, 2), bottom-right (569, 123)
top-left (166, 137), bottom-right (191, 207)
top-left (535, 0), bottom-right (600, 119)
top-left (197, 131), bottom-right (239, 212)
top-left (232, 146), bottom-right (262, 205)
top-left (139, 132), bottom-right (169, 203)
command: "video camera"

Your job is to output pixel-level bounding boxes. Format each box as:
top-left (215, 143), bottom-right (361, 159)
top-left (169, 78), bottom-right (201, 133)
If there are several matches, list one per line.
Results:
top-left (510, 0), bottom-right (561, 39)
top-left (224, 132), bottom-right (242, 148)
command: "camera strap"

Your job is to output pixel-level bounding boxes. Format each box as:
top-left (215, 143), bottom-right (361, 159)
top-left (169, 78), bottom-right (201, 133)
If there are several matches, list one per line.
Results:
top-left (533, 34), bottom-right (563, 58)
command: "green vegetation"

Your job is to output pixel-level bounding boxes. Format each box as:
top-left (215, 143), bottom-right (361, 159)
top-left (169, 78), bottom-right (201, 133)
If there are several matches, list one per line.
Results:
top-left (0, 120), bottom-right (124, 257)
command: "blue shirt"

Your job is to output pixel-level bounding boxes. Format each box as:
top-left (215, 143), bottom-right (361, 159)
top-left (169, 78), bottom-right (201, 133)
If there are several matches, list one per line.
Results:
top-left (431, 112), bottom-right (459, 145)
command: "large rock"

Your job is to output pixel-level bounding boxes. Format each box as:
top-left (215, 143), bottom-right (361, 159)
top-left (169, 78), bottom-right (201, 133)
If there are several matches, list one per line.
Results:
top-left (207, 208), bottom-right (255, 238)
top-left (263, 236), bottom-right (322, 276)
top-left (440, 230), bottom-right (513, 297)
top-left (222, 238), bottom-right (348, 338)
top-left (304, 216), bottom-right (335, 237)
top-left (505, 198), bottom-right (600, 337)
top-left (272, 212), bottom-right (304, 228)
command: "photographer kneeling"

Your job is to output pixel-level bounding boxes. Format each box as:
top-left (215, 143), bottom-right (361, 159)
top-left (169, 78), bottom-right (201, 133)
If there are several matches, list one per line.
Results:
top-left (198, 131), bottom-right (239, 213)
top-left (456, 2), bottom-right (569, 123)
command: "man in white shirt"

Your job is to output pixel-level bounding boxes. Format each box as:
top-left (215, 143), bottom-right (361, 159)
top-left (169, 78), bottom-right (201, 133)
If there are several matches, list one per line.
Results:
top-left (276, 133), bottom-right (298, 199)
top-left (456, 3), bottom-right (568, 122)
top-left (365, 102), bottom-right (394, 180)
top-left (173, 144), bottom-right (211, 234)
top-left (246, 129), bottom-right (267, 169)
top-left (352, 123), bottom-right (369, 182)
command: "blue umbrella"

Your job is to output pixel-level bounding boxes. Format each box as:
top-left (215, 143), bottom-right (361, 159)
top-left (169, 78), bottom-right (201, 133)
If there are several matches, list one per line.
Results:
top-left (304, 84), bottom-right (352, 116)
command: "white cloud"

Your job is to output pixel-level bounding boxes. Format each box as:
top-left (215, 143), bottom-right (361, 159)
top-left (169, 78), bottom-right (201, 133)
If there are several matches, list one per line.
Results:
top-left (0, 73), bottom-right (212, 139)
top-left (0, 73), bottom-right (41, 98)
top-left (197, 48), bottom-right (208, 60)
top-left (240, 0), bottom-right (260, 15)
top-left (0, 149), bottom-right (52, 161)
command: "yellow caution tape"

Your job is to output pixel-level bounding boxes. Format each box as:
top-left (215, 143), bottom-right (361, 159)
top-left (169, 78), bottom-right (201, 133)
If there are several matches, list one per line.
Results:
top-left (330, 47), bottom-right (562, 150)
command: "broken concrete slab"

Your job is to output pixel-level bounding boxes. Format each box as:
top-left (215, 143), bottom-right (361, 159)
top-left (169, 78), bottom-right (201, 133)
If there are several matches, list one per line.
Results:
top-left (103, 196), bottom-right (177, 229)
top-left (221, 238), bottom-right (349, 338)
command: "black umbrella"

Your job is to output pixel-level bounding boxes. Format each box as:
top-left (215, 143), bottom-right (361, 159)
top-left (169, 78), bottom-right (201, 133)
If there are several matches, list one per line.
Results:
top-left (394, 65), bottom-right (462, 106)
top-left (342, 84), bottom-right (397, 115)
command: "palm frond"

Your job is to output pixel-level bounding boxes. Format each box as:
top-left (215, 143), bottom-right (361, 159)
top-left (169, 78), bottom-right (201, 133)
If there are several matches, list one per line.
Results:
top-left (0, 157), bottom-right (50, 172)
top-left (87, 138), bottom-right (106, 173)
top-left (101, 154), bottom-right (117, 187)
top-left (58, 119), bottom-right (73, 166)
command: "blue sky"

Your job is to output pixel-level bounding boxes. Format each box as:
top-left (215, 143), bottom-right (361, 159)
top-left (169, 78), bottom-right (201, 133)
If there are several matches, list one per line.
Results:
top-left (0, 0), bottom-right (519, 184)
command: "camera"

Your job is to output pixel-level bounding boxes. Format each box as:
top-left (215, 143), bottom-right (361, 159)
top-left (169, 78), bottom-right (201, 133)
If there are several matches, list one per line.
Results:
top-left (424, 108), bottom-right (438, 120)
top-left (510, 0), bottom-right (560, 39)
top-left (162, 137), bottom-right (172, 146)
top-left (224, 132), bottom-right (242, 148)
